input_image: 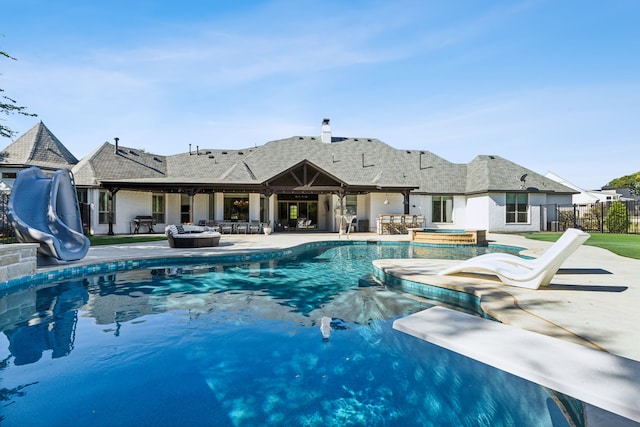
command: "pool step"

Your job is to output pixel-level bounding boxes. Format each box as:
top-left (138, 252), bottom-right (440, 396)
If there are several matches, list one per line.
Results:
top-left (412, 230), bottom-right (487, 245)
top-left (358, 274), bottom-right (385, 287)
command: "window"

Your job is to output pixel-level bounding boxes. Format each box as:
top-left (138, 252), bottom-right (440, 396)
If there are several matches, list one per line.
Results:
top-left (289, 204), bottom-right (298, 220)
top-left (98, 190), bottom-right (114, 224)
top-left (259, 194), bottom-right (269, 223)
top-left (506, 193), bottom-right (528, 223)
top-left (224, 194), bottom-right (249, 221)
top-left (76, 188), bottom-right (88, 204)
top-left (432, 196), bottom-right (453, 223)
top-left (152, 194), bottom-right (165, 224)
top-left (208, 194), bottom-right (215, 221)
top-left (2, 172), bottom-right (17, 179)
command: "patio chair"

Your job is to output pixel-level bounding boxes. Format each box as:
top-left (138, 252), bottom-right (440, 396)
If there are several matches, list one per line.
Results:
top-left (438, 228), bottom-right (590, 289)
top-left (347, 216), bottom-right (358, 233)
top-left (379, 215), bottom-right (392, 234)
top-left (390, 215), bottom-right (404, 234)
top-left (248, 221), bottom-right (262, 234)
top-left (220, 223), bottom-right (234, 234)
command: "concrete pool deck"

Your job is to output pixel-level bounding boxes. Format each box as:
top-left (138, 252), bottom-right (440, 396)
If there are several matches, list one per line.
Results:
top-left (33, 231), bottom-right (640, 425)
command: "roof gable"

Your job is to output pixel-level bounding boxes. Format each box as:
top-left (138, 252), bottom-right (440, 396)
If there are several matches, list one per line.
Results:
top-left (265, 159), bottom-right (347, 192)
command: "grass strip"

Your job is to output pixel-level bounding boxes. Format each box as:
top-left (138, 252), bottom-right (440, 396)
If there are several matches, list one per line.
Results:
top-left (89, 235), bottom-right (167, 246)
top-left (525, 232), bottom-right (640, 260)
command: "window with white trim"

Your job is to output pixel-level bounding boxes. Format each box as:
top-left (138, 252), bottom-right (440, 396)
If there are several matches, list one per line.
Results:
top-left (152, 194), bottom-right (165, 224)
top-left (506, 193), bottom-right (528, 223)
top-left (432, 196), bottom-right (453, 223)
top-left (98, 190), bottom-right (114, 224)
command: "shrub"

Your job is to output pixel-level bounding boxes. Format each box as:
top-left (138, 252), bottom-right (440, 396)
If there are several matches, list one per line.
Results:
top-left (605, 200), bottom-right (628, 233)
top-left (582, 205), bottom-right (603, 231)
top-left (558, 209), bottom-right (575, 230)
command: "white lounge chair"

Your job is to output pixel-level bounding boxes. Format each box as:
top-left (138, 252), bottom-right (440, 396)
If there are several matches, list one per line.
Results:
top-left (438, 228), bottom-right (590, 289)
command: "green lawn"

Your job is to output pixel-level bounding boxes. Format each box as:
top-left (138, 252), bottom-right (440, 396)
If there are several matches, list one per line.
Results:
top-left (88, 235), bottom-right (167, 246)
top-left (525, 232), bottom-right (640, 260)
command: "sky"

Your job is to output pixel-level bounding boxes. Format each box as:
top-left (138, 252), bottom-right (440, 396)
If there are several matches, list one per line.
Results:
top-left (1, 0), bottom-right (639, 190)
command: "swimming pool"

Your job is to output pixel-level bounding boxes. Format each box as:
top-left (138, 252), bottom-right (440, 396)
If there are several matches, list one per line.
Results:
top-left (0, 243), bottom-right (580, 426)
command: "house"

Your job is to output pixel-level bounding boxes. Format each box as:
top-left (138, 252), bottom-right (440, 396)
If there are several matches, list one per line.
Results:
top-left (3, 120), bottom-right (576, 235)
top-left (545, 171), bottom-right (622, 204)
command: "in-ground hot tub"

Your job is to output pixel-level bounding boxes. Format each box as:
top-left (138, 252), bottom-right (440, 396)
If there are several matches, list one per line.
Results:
top-left (410, 228), bottom-right (487, 245)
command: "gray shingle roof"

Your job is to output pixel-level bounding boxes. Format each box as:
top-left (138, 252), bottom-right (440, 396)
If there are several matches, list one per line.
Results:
top-left (466, 155), bottom-right (572, 194)
top-left (0, 121), bottom-right (78, 169)
top-left (73, 142), bottom-right (167, 186)
top-left (72, 133), bottom-right (575, 195)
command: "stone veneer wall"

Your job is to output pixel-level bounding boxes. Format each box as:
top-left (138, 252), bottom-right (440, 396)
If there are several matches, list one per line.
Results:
top-left (0, 243), bottom-right (38, 283)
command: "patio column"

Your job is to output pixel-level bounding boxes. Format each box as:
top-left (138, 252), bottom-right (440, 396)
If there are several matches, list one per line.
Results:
top-left (403, 191), bottom-right (410, 214)
top-left (107, 188), bottom-right (119, 236)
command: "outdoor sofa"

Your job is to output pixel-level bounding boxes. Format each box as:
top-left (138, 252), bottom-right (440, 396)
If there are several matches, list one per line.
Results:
top-left (165, 224), bottom-right (221, 248)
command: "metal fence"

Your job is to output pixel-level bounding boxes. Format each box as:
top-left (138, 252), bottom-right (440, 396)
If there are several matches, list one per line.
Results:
top-left (0, 192), bottom-right (17, 244)
top-left (542, 200), bottom-right (640, 234)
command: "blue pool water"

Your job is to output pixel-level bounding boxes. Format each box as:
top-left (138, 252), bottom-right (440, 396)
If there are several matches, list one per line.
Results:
top-left (0, 243), bottom-right (579, 426)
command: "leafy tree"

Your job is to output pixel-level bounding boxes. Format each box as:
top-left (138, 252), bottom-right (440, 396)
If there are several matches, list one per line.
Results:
top-left (1, 44), bottom-right (37, 139)
top-left (607, 172), bottom-right (640, 196)
top-left (604, 200), bottom-right (628, 233)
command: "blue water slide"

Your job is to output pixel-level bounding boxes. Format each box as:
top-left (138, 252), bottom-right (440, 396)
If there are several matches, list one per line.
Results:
top-left (8, 167), bottom-right (90, 261)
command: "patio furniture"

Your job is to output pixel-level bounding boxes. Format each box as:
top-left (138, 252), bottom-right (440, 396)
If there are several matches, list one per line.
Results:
top-left (347, 216), bottom-right (358, 233)
top-left (438, 228), bottom-right (590, 289)
top-left (133, 215), bottom-right (156, 233)
top-left (297, 219), bottom-right (317, 229)
top-left (219, 222), bottom-right (234, 234)
top-left (378, 215), bottom-right (393, 234)
top-left (165, 224), bottom-right (221, 248)
top-left (390, 215), bottom-right (404, 234)
top-left (235, 222), bottom-right (249, 234)
top-left (248, 221), bottom-right (262, 234)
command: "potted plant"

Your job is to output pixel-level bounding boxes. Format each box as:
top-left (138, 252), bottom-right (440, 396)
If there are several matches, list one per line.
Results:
top-left (263, 222), bottom-right (272, 235)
